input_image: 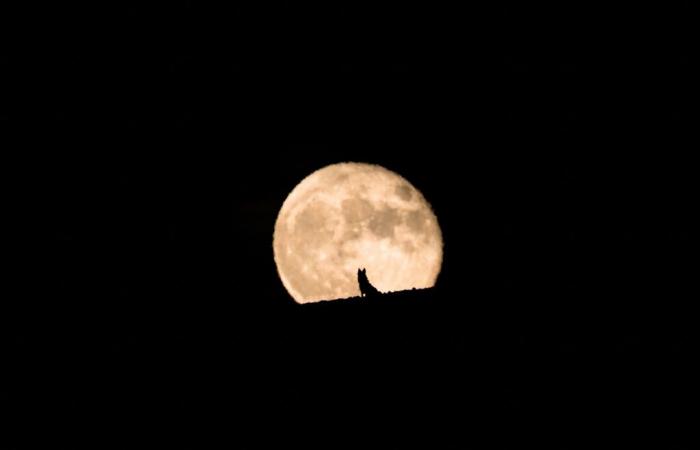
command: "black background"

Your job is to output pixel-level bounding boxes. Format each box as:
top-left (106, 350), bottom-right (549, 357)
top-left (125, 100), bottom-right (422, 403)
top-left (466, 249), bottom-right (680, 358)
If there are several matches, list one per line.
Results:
top-left (6, 2), bottom-right (695, 449)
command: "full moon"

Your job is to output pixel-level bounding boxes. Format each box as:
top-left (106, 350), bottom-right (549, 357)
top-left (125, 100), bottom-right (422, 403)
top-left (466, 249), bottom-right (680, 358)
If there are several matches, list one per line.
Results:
top-left (273, 162), bottom-right (443, 304)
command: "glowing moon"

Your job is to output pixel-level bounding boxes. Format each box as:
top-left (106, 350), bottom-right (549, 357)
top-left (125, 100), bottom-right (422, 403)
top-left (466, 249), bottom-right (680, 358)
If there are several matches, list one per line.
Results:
top-left (273, 162), bottom-right (443, 304)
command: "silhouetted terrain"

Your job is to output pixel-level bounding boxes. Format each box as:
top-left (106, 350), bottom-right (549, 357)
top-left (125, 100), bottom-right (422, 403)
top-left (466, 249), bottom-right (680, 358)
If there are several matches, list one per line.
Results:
top-left (6, 266), bottom-right (693, 449)
top-left (284, 284), bottom-right (693, 449)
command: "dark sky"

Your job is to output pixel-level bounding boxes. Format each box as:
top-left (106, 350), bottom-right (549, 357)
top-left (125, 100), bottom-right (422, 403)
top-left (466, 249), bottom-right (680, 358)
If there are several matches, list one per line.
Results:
top-left (10, 2), bottom-right (695, 449)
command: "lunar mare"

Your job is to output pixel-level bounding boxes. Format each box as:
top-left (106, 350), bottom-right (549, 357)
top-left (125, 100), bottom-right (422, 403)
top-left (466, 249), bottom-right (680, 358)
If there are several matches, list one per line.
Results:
top-left (273, 162), bottom-right (443, 303)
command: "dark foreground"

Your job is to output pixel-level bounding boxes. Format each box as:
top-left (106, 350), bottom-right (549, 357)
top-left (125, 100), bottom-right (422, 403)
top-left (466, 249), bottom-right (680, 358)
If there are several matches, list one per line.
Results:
top-left (5, 284), bottom-right (692, 449)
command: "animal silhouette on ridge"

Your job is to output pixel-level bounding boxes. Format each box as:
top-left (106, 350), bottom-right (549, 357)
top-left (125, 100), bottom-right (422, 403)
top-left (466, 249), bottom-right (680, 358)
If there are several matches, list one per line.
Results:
top-left (357, 268), bottom-right (381, 298)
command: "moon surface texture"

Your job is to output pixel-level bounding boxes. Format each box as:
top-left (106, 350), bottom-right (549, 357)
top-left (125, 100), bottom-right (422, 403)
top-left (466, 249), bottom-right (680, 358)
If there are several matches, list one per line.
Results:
top-left (273, 162), bottom-right (443, 304)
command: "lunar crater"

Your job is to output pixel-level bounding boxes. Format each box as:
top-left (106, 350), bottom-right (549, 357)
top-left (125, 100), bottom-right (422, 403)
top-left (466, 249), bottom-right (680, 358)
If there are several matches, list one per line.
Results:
top-left (395, 183), bottom-right (414, 201)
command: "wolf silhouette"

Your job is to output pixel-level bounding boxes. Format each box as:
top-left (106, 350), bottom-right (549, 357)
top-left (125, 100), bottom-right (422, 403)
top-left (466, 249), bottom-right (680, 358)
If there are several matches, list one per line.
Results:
top-left (357, 268), bottom-right (381, 298)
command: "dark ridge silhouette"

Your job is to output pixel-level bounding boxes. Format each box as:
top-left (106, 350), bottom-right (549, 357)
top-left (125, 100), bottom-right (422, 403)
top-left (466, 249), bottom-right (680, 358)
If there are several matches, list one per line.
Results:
top-left (285, 276), bottom-right (694, 450)
top-left (302, 285), bottom-right (435, 308)
top-left (297, 267), bottom-right (437, 309)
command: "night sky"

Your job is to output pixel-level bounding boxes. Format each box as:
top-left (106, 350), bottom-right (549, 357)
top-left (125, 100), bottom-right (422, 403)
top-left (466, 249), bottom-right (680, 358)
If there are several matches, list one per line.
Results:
top-left (8, 2), bottom-right (694, 449)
